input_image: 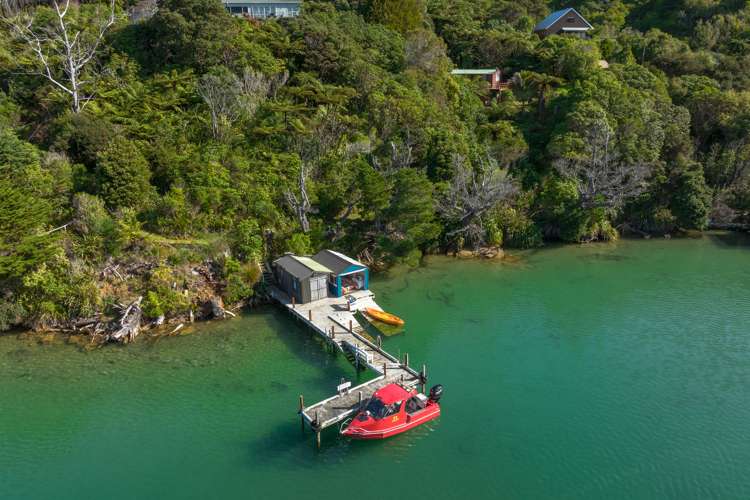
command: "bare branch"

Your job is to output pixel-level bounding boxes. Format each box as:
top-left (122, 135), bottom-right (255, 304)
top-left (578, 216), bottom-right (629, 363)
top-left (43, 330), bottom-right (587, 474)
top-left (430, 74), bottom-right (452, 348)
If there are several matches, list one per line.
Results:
top-left (554, 116), bottom-right (650, 211)
top-left (197, 69), bottom-right (244, 140)
top-left (437, 154), bottom-right (517, 246)
top-left (285, 163), bottom-right (312, 233)
top-left (7, 0), bottom-right (117, 113)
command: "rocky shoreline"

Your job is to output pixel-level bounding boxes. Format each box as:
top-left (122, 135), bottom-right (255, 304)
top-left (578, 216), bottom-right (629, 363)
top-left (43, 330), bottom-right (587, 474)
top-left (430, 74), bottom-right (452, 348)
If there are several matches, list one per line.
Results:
top-left (447, 246), bottom-right (505, 260)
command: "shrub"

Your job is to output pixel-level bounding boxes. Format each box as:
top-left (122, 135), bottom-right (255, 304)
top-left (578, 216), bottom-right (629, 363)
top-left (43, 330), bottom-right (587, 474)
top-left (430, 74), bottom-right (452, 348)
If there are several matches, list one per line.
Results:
top-left (142, 267), bottom-right (189, 318)
top-left (142, 290), bottom-right (164, 319)
top-left (19, 260), bottom-right (69, 328)
top-left (230, 219), bottom-right (264, 262)
top-left (151, 187), bottom-right (194, 236)
top-left (96, 137), bottom-right (154, 209)
top-left (71, 193), bottom-right (122, 259)
top-left (222, 258), bottom-right (260, 304)
top-left (0, 299), bottom-right (24, 331)
top-left (496, 206), bottom-right (542, 248)
top-left (286, 233), bottom-right (311, 255)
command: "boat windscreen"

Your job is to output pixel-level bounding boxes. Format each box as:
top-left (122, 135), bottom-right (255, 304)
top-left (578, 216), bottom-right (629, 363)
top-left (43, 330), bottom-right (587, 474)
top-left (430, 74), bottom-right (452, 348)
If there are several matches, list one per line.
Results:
top-left (364, 397), bottom-right (388, 419)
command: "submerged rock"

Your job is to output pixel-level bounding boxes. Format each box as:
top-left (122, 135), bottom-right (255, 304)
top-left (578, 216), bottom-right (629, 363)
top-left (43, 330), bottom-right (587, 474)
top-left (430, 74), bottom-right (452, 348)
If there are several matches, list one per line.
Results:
top-left (479, 247), bottom-right (504, 259)
top-left (454, 247), bottom-right (505, 260)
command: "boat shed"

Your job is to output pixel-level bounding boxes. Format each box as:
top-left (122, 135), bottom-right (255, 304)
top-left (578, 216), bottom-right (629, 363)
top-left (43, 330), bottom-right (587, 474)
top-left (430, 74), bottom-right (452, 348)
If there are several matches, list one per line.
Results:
top-left (312, 250), bottom-right (369, 298)
top-left (273, 254), bottom-right (332, 304)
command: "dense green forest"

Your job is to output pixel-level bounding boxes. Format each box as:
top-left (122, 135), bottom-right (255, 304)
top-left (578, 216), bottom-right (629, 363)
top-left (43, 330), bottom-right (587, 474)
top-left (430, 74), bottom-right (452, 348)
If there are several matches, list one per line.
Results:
top-left (1, 0), bottom-right (749, 331)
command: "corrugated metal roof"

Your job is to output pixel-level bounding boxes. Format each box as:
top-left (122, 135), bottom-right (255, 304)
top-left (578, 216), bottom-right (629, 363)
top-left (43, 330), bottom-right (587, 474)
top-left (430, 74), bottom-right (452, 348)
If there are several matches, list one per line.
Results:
top-left (312, 250), bottom-right (366, 275)
top-left (451, 69), bottom-right (497, 75)
top-left (274, 254), bottom-right (331, 280)
top-left (533, 8), bottom-right (592, 32)
top-left (292, 256), bottom-right (331, 274)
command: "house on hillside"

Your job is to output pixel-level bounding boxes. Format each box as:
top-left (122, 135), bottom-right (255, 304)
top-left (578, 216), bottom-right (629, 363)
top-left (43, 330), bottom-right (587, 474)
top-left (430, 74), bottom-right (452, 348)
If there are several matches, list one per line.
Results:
top-left (533, 8), bottom-right (592, 38)
top-left (451, 68), bottom-right (509, 91)
top-left (451, 68), bottom-right (511, 104)
top-left (312, 250), bottom-right (369, 298)
top-left (223, 0), bottom-right (301, 18)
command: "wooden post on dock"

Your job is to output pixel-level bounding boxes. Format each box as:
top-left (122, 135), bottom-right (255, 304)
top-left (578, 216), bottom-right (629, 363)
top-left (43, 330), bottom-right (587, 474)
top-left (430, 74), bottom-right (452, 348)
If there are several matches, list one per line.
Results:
top-left (330, 326), bottom-right (335, 339)
top-left (358, 391), bottom-right (363, 408)
top-left (383, 362), bottom-right (387, 376)
top-left (421, 364), bottom-right (427, 394)
top-left (404, 352), bottom-right (409, 367)
top-left (377, 336), bottom-right (382, 348)
top-left (315, 411), bottom-right (321, 449)
top-left (292, 295), bottom-right (295, 309)
top-left (299, 394), bottom-right (305, 432)
top-left (349, 319), bottom-right (353, 332)
top-left (308, 309), bottom-right (312, 321)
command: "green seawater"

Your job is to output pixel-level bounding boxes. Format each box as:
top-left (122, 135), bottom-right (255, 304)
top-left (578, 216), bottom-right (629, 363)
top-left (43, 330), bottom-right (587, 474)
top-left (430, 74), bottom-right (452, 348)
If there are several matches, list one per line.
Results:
top-left (2, 234), bottom-right (750, 499)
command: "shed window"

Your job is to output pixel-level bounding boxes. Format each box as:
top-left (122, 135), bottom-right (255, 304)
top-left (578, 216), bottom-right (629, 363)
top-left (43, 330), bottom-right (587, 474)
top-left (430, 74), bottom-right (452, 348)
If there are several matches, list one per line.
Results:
top-left (230, 6), bottom-right (241, 13)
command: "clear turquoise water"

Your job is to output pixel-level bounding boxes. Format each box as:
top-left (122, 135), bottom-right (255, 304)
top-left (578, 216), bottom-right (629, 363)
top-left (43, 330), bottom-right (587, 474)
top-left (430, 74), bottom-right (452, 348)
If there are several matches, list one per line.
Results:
top-left (2, 234), bottom-right (750, 499)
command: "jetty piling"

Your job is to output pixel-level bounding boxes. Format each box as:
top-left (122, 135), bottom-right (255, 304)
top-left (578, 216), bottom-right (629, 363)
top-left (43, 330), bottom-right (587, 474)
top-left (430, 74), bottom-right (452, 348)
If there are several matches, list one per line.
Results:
top-left (299, 394), bottom-right (305, 432)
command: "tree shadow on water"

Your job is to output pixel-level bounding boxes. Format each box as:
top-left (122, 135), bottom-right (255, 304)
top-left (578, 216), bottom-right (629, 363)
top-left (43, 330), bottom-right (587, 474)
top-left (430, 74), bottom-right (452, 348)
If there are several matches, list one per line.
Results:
top-left (707, 231), bottom-right (750, 249)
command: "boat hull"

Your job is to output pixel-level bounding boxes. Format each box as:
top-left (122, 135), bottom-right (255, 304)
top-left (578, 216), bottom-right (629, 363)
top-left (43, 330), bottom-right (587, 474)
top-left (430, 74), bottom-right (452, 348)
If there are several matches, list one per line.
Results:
top-left (342, 403), bottom-right (440, 440)
top-left (364, 307), bottom-right (405, 326)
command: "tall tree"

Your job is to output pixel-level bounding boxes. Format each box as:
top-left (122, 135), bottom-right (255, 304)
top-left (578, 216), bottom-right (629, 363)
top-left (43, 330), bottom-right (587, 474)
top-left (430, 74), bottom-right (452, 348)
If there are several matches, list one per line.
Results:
top-left (8, 0), bottom-right (116, 112)
top-left (95, 137), bottom-right (153, 209)
top-left (553, 106), bottom-right (652, 213)
top-left (437, 154), bottom-right (517, 246)
top-left (369, 0), bottom-right (425, 34)
top-left (522, 71), bottom-right (563, 118)
top-left (197, 67), bottom-right (244, 141)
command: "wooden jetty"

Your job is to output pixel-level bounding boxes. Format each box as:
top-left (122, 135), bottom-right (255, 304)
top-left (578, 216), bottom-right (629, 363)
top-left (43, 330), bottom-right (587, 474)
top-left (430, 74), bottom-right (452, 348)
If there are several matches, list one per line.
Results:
top-left (268, 287), bottom-right (426, 447)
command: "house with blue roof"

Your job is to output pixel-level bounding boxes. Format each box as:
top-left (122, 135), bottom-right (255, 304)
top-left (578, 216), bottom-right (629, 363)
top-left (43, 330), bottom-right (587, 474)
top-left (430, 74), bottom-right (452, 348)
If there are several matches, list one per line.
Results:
top-left (533, 8), bottom-right (592, 38)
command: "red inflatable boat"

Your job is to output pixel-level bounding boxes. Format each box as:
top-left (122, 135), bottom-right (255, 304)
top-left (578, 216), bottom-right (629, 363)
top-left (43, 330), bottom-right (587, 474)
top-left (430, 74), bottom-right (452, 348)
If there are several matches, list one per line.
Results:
top-left (341, 383), bottom-right (442, 440)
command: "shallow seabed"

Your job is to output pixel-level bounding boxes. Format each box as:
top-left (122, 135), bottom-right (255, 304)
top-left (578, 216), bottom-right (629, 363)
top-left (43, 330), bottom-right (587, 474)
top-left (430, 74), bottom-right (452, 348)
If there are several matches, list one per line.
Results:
top-left (2, 233), bottom-right (750, 499)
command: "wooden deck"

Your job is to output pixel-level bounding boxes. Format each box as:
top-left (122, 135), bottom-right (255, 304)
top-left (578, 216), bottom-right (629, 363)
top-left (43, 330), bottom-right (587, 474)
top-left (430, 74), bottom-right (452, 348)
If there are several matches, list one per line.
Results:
top-left (268, 287), bottom-right (424, 436)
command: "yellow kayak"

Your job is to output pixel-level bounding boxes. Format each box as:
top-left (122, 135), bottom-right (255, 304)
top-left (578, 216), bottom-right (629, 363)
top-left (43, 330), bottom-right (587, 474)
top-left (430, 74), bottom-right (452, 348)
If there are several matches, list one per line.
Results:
top-left (364, 307), bottom-right (405, 327)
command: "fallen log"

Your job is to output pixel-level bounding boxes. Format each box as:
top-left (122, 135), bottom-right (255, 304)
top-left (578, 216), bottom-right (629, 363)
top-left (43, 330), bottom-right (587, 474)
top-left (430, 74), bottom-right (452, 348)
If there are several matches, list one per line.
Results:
top-left (109, 296), bottom-right (143, 343)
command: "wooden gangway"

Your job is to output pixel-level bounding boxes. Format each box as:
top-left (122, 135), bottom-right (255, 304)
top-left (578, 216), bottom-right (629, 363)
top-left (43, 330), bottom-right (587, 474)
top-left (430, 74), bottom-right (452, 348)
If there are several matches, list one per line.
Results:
top-left (268, 287), bottom-right (426, 445)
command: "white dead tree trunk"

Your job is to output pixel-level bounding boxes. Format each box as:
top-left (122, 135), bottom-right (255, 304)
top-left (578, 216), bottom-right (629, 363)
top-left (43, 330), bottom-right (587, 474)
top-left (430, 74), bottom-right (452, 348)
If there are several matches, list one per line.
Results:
top-left (285, 163), bottom-right (312, 233)
top-left (109, 296), bottom-right (143, 343)
top-left (554, 117), bottom-right (650, 212)
top-left (197, 70), bottom-right (243, 140)
top-left (437, 154), bottom-right (517, 245)
top-left (284, 111), bottom-right (347, 233)
top-left (198, 68), bottom-right (287, 140)
top-left (8, 0), bottom-right (116, 113)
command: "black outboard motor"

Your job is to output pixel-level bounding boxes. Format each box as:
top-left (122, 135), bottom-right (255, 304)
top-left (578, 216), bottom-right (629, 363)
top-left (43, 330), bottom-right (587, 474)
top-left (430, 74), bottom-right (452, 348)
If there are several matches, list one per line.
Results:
top-left (429, 384), bottom-right (443, 403)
